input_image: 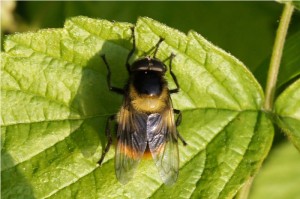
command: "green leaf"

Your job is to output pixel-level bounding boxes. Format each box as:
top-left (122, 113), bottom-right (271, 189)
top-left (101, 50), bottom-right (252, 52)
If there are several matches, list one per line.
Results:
top-left (254, 30), bottom-right (300, 91)
top-left (275, 78), bottom-right (300, 151)
top-left (277, 31), bottom-right (300, 89)
top-left (1, 16), bottom-right (273, 199)
top-left (250, 142), bottom-right (300, 199)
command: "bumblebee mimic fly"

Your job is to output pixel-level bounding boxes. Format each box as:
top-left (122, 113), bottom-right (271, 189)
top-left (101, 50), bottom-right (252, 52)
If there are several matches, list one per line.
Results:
top-left (98, 27), bottom-right (186, 185)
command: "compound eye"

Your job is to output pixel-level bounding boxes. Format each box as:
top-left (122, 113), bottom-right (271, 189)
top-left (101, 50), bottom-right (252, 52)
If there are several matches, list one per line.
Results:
top-left (133, 71), bottom-right (163, 96)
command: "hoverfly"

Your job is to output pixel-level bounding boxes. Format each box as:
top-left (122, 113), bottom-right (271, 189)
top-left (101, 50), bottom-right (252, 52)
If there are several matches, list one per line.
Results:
top-left (98, 27), bottom-right (186, 185)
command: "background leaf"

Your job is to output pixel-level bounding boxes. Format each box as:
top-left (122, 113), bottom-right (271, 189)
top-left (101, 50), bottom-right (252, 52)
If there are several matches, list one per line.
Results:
top-left (249, 142), bottom-right (300, 199)
top-left (254, 30), bottom-right (300, 92)
top-left (275, 78), bottom-right (300, 151)
top-left (1, 16), bottom-right (273, 198)
top-left (277, 30), bottom-right (300, 89)
top-left (14, 1), bottom-right (300, 73)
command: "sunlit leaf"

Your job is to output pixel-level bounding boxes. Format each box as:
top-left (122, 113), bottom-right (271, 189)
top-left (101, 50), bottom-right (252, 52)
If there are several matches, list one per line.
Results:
top-left (1, 16), bottom-right (273, 199)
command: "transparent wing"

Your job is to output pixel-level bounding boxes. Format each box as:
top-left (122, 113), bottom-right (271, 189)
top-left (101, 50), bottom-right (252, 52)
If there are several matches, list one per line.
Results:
top-left (115, 105), bottom-right (148, 184)
top-left (147, 109), bottom-right (179, 185)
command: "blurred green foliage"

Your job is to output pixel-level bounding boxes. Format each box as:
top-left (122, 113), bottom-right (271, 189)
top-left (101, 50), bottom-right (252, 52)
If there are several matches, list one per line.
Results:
top-left (250, 142), bottom-right (300, 199)
top-left (11, 1), bottom-right (299, 73)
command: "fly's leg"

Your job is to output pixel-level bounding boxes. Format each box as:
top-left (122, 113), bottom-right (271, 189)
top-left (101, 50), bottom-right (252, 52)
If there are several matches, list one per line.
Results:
top-left (168, 53), bottom-right (180, 94)
top-left (126, 27), bottom-right (136, 73)
top-left (98, 115), bottom-right (115, 165)
top-left (151, 40), bottom-right (179, 93)
top-left (174, 109), bottom-right (187, 146)
top-left (102, 26), bottom-right (135, 90)
top-left (101, 55), bottom-right (124, 95)
top-left (99, 55), bottom-right (121, 161)
top-left (173, 109), bottom-right (182, 126)
top-left (143, 37), bottom-right (165, 59)
top-left (167, 52), bottom-right (184, 144)
top-left (153, 38), bottom-right (164, 59)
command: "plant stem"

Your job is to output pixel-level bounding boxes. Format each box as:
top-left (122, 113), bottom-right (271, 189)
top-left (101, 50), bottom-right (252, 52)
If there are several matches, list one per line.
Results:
top-left (264, 2), bottom-right (294, 111)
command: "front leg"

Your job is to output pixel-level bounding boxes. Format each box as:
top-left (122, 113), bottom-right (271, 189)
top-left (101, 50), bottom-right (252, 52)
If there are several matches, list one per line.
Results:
top-left (168, 53), bottom-right (180, 94)
top-left (101, 55), bottom-right (124, 95)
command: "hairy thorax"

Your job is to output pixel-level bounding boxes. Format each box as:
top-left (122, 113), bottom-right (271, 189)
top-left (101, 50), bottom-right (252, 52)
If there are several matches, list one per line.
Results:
top-left (129, 84), bottom-right (169, 114)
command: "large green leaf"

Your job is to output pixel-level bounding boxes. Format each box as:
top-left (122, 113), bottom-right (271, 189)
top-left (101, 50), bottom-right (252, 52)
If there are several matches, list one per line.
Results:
top-left (275, 78), bottom-right (300, 151)
top-left (1, 16), bottom-right (273, 199)
top-left (250, 142), bottom-right (300, 199)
